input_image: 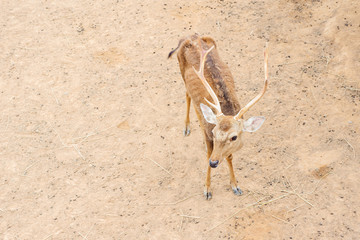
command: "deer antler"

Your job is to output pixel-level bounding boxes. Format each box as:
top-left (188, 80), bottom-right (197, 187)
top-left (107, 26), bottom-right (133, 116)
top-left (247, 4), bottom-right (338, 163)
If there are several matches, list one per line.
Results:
top-left (234, 44), bottom-right (269, 120)
top-left (192, 45), bottom-right (223, 116)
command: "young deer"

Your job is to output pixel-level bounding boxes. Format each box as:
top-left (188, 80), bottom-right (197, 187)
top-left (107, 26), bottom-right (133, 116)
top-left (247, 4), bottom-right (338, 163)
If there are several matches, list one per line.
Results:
top-left (168, 34), bottom-right (268, 200)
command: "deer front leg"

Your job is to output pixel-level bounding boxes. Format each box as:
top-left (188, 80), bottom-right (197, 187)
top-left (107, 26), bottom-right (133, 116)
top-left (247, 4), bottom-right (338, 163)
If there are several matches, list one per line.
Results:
top-left (184, 92), bottom-right (191, 136)
top-left (226, 154), bottom-right (243, 195)
top-left (204, 140), bottom-right (213, 200)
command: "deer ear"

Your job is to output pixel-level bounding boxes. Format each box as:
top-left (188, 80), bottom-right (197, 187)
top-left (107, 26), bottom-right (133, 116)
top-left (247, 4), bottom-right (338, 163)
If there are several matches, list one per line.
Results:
top-left (242, 116), bottom-right (265, 132)
top-left (200, 103), bottom-right (217, 124)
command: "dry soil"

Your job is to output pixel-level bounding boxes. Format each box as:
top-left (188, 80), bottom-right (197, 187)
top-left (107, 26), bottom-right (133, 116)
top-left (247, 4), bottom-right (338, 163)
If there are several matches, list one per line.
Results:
top-left (1, 0), bottom-right (359, 239)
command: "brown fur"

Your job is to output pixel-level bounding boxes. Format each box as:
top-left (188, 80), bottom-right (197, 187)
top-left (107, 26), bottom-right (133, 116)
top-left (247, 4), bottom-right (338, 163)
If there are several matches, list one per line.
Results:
top-left (219, 118), bottom-right (232, 132)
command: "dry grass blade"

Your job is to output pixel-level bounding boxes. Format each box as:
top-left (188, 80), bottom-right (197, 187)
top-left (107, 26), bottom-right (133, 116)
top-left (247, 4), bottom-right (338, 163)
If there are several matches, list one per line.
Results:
top-left (282, 190), bottom-right (314, 207)
top-left (179, 210), bottom-right (185, 231)
top-left (287, 204), bottom-right (306, 213)
top-left (75, 125), bottom-right (116, 144)
top-left (151, 193), bottom-right (201, 206)
top-left (267, 163), bottom-right (294, 177)
top-left (42, 234), bottom-right (53, 240)
top-left (72, 144), bottom-right (85, 160)
top-left (258, 194), bottom-right (290, 206)
top-left (148, 157), bottom-right (171, 175)
top-left (50, 88), bottom-right (60, 105)
top-left (78, 224), bottom-right (95, 240)
top-left (270, 214), bottom-right (293, 226)
top-left (343, 138), bottom-right (356, 160)
top-left (23, 160), bottom-right (41, 175)
top-left (307, 171), bottom-right (332, 195)
top-left (179, 214), bottom-right (201, 219)
top-left (78, 232), bottom-right (87, 240)
top-left (84, 224), bottom-right (95, 239)
top-left (345, 86), bottom-right (360, 91)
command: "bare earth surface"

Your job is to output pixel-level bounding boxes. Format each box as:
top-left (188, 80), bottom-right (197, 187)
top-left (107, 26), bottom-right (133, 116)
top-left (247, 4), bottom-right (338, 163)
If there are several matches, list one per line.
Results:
top-left (1, 0), bottom-right (359, 239)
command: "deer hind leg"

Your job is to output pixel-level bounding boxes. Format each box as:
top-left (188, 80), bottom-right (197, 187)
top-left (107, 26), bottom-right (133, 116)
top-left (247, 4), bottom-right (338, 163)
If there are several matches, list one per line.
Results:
top-left (204, 140), bottom-right (213, 200)
top-left (183, 92), bottom-right (191, 136)
top-left (226, 154), bottom-right (243, 195)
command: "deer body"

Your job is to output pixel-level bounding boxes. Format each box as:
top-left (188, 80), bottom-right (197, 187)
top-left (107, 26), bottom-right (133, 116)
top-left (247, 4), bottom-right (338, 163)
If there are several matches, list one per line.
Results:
top-left (177, 36), bottom-right (241, 140)
top-left (169, 34), bottom-right (268, 200)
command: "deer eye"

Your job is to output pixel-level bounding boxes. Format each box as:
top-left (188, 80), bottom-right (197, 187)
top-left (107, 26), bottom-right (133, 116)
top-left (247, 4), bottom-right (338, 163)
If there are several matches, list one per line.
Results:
top-left (230, 135), bottom-right (237, 141)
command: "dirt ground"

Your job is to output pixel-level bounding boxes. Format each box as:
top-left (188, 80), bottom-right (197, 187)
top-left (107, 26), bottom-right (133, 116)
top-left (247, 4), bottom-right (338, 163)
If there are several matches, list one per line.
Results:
top-left (1, 0), bottom-right (359, 239)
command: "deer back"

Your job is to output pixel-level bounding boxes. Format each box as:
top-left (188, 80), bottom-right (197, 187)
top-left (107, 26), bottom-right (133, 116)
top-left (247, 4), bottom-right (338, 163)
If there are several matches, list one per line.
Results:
top-left (176, 35), bottom-right (241, 140)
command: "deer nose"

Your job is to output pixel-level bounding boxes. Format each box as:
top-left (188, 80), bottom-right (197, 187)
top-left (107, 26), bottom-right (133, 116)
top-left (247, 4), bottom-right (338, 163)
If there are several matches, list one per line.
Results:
top-left (209, 159), bottom-right (219, 168)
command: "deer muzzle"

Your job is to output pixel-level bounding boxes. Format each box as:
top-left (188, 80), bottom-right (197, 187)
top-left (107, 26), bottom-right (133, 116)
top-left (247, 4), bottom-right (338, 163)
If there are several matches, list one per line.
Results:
top-left (209, 159), bottom-right (219, 168)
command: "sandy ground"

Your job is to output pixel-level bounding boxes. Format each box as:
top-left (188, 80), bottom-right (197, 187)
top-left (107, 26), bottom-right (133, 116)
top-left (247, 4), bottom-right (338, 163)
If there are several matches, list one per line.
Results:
top-left (1, 0), bottom-right (359, 239)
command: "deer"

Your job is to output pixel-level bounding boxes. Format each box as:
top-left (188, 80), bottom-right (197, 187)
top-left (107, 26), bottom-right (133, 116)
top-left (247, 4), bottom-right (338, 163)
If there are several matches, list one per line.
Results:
top-left (168, 34), bottom-right (268, 200)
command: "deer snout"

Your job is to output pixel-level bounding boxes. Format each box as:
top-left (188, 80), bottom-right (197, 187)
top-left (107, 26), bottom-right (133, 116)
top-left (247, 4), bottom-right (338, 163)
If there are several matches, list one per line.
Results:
top-left (209, 159), bottom-right (219, 168)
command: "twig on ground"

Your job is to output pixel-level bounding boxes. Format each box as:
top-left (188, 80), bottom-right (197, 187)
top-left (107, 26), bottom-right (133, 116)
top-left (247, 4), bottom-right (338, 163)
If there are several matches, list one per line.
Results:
top-left (78, 224), bottom-right (95, 240)
top-left (269, 99), bottom-right (281, 118)
top-left (80, 134), bottom-right (115, 144)
top-left (284, 78), bottom-right (302, 85)
top-left (270, 214), bottom-right (294, 227)
top-left (262, 132), bottom-right (285, 140)
top-left (179, 210), bottom-right (184, 231)
top-left (267, 163), bottom-right (294, 178)
top-left (258, 193), bottom-right (290, 206)
top-left (23, 160), bottom-right (41, 175)
top-left (72, 144), bottom-right (85, 161)
top-left (84, 224), bottom-right (95, 239)
top-left (345, 86), bottom-right (360, 92)
top-left (279, 60), bottom-right (323, 66)
top-left (283, 152), bottom-right (299, 161)
top-left (307, 171), bottom-right (332, 195)
top-left (151, 193), bottom-right (201, 206)
top-left (283, 175), bottom-right (293, 190)
top-left (42, 234), bottom-right (53, 240)
top-left (52, 126), bottom-right (67, 147)
top-left (51, 88), bottom-right (60, 105)
top-left (287, 204), bottom-right (305, 213)
top-left (272, 76), bottom-right (301, 85)
top-left (105, 213), bottom-right (119, 217)
top-left (282, 190), bottom-right (314, 207)
top-left (310, 81), bottom-right (318, 106)
top-left (78, 232), bottom-right (87, 240)
top-left (343, 138), bottom-right (356, 160)
top-left (148, 158), bottom-right (171, 175)
top-left (296, 192), bottom-right (314, 207)
top-left (52, 123), bottom-right (110, 161)
top-left (179, 214), bottom-right (201, 219)
top-left (4, 115), bottom-right (10, 132)
top-left (75, 125), bottom-right (115, 144)
top-left (147, 99), bottom-right (168, 116)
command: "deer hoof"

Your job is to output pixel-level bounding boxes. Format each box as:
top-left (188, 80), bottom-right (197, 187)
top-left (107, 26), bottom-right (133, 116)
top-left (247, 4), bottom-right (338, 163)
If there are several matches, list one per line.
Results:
top-left (204, 190), bottom-right (212, 200)
top-left (232, 186), bottom-right (243, 196)
top-left (183, 126), bottom-right (191, 136)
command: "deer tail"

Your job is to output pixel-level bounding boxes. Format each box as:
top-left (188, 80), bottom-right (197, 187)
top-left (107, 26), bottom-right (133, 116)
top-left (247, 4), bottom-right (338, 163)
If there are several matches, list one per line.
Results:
top-left (167, 38), bottom-right (185, 59)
